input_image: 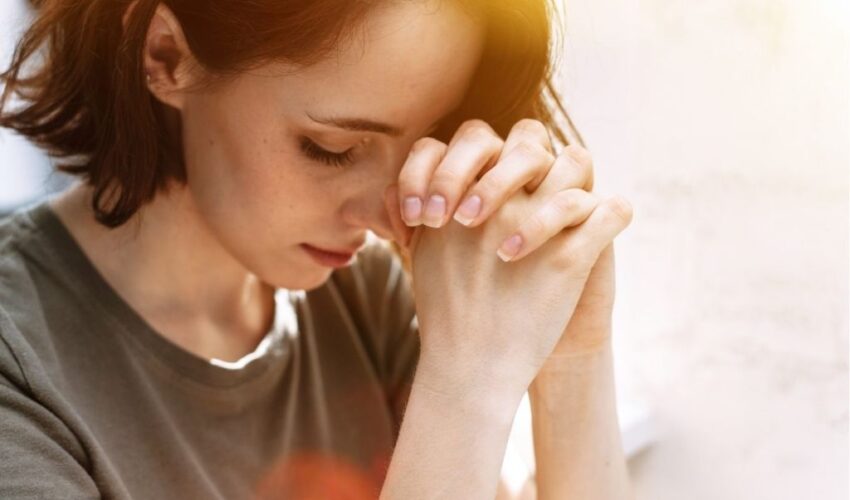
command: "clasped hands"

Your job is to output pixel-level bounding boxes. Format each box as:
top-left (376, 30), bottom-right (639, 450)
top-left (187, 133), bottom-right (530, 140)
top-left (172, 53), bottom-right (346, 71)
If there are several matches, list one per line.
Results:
top-left (383, 119), bottom-right (634, 363)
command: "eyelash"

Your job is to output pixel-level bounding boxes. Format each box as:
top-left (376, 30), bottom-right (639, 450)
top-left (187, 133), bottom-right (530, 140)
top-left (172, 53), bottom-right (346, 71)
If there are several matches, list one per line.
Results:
top-left (298, 136), bottom-right (356, 168)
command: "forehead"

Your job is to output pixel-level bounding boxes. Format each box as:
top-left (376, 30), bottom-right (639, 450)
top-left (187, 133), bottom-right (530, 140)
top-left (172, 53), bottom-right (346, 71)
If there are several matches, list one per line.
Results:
top-left (256, 0), bottom-right (485, 134)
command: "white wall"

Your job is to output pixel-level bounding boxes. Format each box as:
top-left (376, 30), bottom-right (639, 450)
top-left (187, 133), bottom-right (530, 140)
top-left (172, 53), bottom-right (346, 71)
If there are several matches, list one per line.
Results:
top-left (554, 0), bottom-right (849, 498)
top-left (0, 0), bottom-right (56, 212)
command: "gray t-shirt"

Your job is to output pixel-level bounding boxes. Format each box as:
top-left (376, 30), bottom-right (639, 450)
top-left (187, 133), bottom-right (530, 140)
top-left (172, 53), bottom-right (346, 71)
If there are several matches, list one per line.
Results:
top-left (0, 201), bottom-right (421, 499)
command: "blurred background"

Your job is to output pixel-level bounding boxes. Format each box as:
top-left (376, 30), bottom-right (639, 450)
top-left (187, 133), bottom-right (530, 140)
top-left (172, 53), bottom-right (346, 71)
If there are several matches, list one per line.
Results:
top-left (0, 0), bottom-right (71, 214)
top-left (2, 0), bottom-right (847, 499)
top-left (553, 0), bottom-right (848, 498)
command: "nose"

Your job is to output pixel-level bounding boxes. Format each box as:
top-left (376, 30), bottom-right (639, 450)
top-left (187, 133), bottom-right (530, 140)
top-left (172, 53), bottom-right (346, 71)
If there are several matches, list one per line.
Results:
top-left (341, 144), bottom-right (421, 245)
top-left (341, 179), bottom-right (405, 243)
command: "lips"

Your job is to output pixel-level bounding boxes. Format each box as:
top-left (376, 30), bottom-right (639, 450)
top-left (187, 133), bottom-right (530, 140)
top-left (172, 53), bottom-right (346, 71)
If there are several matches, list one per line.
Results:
top-left (300, 241), bottom-right (365, 268)
top-left (307, 246), bottom-right (353, 259)
top-left (307, 242), bottom-right (364, 256)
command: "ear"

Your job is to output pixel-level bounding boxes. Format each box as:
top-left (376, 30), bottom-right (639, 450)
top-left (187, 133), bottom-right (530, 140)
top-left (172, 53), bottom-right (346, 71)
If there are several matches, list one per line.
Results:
top-left (124, 1), bottom-right (197, 110)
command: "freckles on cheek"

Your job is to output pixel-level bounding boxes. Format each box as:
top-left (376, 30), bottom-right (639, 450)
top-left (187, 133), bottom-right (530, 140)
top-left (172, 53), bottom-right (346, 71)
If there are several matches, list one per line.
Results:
top-left (236, 146), bottom-right (313, 217)
top-left (224, 136), bottom-right (283, 193)
top-left (228, 131), bottom-right (338, 223)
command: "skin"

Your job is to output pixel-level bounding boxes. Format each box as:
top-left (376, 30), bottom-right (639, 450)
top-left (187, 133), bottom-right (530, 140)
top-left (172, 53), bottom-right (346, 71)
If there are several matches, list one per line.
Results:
top-left (50, 0), bottom-right (635, 497)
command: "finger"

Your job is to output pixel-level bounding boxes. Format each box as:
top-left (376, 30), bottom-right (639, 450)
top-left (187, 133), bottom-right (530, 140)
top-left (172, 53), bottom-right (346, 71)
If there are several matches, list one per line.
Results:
top-left (452, 141), bottom-right (555, 228)
top-left (496, 119), bottom-right (555, 190)
top-left (534, 144), bottom-right (595, 197)
top-left (555, 195), bottom-right (634, 268)
top-left (422, 120), bottom-right (503, 228)
top-left (495, 188), bottom-right (599, 262)
top-left (570, 195), bottom-right (634, 264)
top-left (397, 138), bottom-right (448, 226)
top-left (384, 183), bottom-right (414, 248)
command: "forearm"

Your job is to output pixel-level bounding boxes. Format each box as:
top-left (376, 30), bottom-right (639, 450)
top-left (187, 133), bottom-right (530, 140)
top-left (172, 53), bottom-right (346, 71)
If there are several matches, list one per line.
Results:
top-left (381, 355), bottom-right (527, 500)
top-left (528, 339), bottom-right (633, 500)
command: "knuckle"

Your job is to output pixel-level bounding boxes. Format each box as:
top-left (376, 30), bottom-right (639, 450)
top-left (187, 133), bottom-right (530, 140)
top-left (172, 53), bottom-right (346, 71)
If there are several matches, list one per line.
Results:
top-left (559, 146), bottom-right (593, 189)
top-left (553, 239), bottom-right (595, 271)
top-left (564, 144), bottom-right (594, 169)
top-left (511, 118), bottom-right (548, 136)
top-left (512, 140), bottom-right (555, 165)
top-left (523, 211), bottom-right (550, 236)
top-left (476, 171), bottom-right (510, 198)
top-left (538, 147), bottom-right (557, 166)
top-left (508, 120), bottom-right (554, 155)
top-left (483, 133), bottom-right (506, 152)
top-left (550, 249), bottom-right (572, 271)
top-left (549, 242), bottom-right (581, 270)
top-left (550, 190), bottom-right (580, 214)
top-left (396, 174), bottom-right (418, 193)
top-left (459, 119), bottom-right (496, 140)
top-left (464, 127), bottom-right (496, 147)
top-left (463, 132), bottom-right (505, 160)
top-left (397, 168), bottom-right (426, 192)
top-left (411, 136), bottom-right (447, 155)
top-left (399, 140), bottom-right (446, 191)
top-left (430, 168), bottom-right (466, 192)
top-left (603, 195), bottom-right (634, 225)
top-left (460, 118), bottom-right (492, 131)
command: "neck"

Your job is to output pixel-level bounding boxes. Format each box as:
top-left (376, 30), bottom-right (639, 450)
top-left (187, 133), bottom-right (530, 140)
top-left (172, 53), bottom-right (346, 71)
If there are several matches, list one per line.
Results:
top-left (50, 181), bottom-right (276, 362)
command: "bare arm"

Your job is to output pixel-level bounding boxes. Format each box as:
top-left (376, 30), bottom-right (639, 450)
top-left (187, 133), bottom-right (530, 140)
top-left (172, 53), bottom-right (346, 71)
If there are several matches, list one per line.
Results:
top-left (380, 340), bottom-right (632, 500)
top-left (380, 353), bottom-right (528, 500)
top-left (528, 338), bottom-right (633, 500)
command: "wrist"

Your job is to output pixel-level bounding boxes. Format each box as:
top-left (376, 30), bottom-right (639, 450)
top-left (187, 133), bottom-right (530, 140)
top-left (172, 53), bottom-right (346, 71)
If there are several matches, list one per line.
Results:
top-left (546, 321), bottom-right (613, 362)
top-left (532, 338), bottom-right (614, 391)
top-left (413, 352), bottom-right (529, 423)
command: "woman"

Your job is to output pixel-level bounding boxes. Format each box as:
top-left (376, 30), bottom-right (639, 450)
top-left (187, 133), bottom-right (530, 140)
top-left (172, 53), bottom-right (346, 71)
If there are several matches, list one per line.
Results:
top-left (0, 0), bottom-right (634, 498)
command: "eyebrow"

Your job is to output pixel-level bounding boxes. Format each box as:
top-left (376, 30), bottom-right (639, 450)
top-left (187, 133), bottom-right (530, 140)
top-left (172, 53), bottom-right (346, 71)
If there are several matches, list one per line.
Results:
top-left (306, 111), bottom-right (405, 137)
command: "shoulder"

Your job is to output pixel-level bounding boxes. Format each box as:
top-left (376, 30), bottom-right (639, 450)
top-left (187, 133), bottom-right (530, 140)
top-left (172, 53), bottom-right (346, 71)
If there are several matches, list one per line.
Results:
top-left (0, 203), bottom-right (44, 267)
top-left (0, 305), bottom-right (99, 499)
top-left (0, 202), bottom-right (53, 288)
top-left (0, 203), bottom-right (67, 390)
top-left (0, 303), bottom-right (27, 390)
top-left (0, 202), bottom-right (56, 310)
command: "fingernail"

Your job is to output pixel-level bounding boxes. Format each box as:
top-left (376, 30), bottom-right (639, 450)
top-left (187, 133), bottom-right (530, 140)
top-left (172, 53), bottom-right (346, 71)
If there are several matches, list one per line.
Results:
top-left (423, 194), bottom-right (446, 227)
top-left (453, 195), bottom-right (481, 226)
top-left (497, 234), bottom-right (523, 262)
top-left (402, 196), bottom-right (422, 225)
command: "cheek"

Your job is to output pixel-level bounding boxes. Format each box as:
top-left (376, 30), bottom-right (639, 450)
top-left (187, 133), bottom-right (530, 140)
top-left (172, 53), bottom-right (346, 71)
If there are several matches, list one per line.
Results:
top-left (179, 103), bottom-right (329, 263)
top-left (182, 121), bottom-right (349, 249)
top-left (180, 114), bottom-right (341, 287)
top-left (182, 104), bottom-right (293, 223)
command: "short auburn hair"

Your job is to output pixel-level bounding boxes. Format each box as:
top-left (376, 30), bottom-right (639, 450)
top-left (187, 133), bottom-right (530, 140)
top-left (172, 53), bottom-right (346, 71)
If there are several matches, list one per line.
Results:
top-left (1, 0), bottom-right (584, 228)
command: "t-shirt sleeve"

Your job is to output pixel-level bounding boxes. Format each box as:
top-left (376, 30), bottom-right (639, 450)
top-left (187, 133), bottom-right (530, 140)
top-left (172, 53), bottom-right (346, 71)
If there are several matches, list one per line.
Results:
top-left (0, 308), bottom-right (100, 498)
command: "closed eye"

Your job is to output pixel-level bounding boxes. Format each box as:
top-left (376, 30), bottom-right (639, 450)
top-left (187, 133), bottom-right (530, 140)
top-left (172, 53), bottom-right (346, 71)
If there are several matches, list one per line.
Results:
top-left (298, 136), bottom-right (356, 168)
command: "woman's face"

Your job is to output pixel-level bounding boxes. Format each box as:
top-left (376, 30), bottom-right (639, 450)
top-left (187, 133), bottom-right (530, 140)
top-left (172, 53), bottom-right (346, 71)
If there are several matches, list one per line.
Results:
top-left (169, 1), bottom-right (484, 290)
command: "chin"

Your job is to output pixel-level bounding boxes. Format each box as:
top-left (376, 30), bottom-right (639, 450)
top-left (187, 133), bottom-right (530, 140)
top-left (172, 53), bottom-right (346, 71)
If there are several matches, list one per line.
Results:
top-left (264, 263), bottom-right (334, 292)
top-left (297, 270), bottom-right (335, 291)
